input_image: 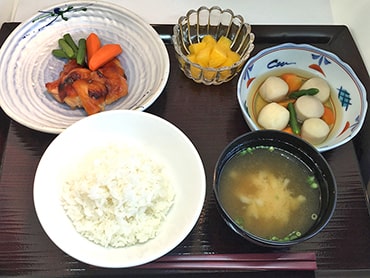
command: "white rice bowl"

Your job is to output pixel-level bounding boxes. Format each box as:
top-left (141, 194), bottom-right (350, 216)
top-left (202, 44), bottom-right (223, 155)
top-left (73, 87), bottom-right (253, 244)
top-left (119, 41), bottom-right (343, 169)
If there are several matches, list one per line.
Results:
top-left (33, 110), bottom-right (206, 268)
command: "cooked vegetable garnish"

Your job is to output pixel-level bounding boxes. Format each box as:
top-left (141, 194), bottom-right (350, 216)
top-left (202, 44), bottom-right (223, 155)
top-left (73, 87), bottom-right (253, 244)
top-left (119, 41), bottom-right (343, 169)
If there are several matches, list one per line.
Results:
top-left (282, 126), bottom-right (294, 135)
top-left (280, 73), bottom-right (304, 93)
top-left (307, 176), bottom-right (319, 189)
top-left (307, 176), bottom-right (316, 184)
top-left (52, 33), bottom-right (122, 71)
top-left (288, 88), bottom-right (319, 99)
top-left (63, 33), bottom-right (78, 56)
top-left (310, 182), bottom-right (319, 189)
top-left (235, 217), bottom-right (244, 228)
top-left (51, 49), bottom-right (69, 59)
top-left (86, 32), bottom-right (101, 63)
top-left (240, 147), bottom-right (253, 156)
top-left (321, 106), bottom-right (335, 125)
top-left (270, 230), bottom-right (302, 241)
top-left (88, 44), bottom-right (122, 71)
top-left (58, 38), bottom-right (75, 59)
top-left (287, 102), bottom-right (300, 135)
top-left (76, 38), bottom-right (86, 65)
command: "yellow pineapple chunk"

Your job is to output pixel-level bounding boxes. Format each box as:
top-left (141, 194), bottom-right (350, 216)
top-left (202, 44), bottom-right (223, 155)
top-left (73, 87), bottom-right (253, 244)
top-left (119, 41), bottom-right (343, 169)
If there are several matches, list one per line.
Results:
top-left (203, 69), bottom-right (216, 80)
top-left (222, 57), bottom-right (235, 67)
top-left (227, 50), bottom-right (241, 64)
top-left (209, 45), bottom-right (228, 68)
top-left (196, 46), bottom-right (212, 67)
top-left (185, 34), bottom-right (241, 80)
top-left (220, 58), bottom-right (234, 68)
top-left (189, 41), bottom-right (206, 55)
top-left (190, 65), bottom-right (202, 79)
top-left (220, 51), bottom-right (240, 67)
top-left (216, 36), bottom-right (232, 52)
top-left (202, 35), bottom-right (217, 46)
top-left (219, 69), bottom-right (232, 80)
top-left (219, 51), bottom-right (240, 79)
top-left (187, 54), bottom-right (197, 63)
top-left (188, 54), bottom-right (201, 78)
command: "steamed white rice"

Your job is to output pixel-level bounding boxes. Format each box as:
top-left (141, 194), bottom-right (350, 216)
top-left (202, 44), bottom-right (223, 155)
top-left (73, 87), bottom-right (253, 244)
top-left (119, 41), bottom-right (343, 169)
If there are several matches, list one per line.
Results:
top-left (61, 142), bottom-right (175, 248)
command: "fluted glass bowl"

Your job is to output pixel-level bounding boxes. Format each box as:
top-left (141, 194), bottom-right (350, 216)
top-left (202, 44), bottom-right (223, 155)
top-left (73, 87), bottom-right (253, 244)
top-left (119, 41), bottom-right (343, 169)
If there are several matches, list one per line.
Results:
top-left (172, 6), bottom-right (255, 85)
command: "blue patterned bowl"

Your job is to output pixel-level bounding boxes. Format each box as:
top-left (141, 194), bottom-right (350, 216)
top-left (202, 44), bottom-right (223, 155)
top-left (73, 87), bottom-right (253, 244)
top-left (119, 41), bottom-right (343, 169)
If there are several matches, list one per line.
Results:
top-left (237, 43), bottom-right (367, 152)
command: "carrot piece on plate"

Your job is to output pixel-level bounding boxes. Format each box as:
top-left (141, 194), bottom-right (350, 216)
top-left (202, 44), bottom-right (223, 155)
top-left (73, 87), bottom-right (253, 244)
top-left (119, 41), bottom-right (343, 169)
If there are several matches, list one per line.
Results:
top-left (86, 33), bottom-right (101, 63)
top-left (88, 44), bottom-right (122, 71)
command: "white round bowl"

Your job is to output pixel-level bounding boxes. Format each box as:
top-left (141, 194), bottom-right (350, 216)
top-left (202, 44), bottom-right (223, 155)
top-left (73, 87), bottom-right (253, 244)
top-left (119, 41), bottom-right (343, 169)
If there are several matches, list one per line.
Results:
top-left (0, 1), bottom-right (169, 133)
top-left (237, 43), bottom-right (367, 152)
top-left (33, 110), bottom-right (206, 268)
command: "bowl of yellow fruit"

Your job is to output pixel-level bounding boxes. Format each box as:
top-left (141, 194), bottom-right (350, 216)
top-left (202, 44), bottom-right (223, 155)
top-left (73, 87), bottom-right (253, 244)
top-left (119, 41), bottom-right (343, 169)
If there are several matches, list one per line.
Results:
top-left (172, 6), bottom-right (255, 85)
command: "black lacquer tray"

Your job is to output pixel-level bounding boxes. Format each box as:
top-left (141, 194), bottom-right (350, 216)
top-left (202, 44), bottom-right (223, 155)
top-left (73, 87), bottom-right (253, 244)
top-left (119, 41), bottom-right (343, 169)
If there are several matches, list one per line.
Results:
top-left (0, 23), bottom-right (369, 277)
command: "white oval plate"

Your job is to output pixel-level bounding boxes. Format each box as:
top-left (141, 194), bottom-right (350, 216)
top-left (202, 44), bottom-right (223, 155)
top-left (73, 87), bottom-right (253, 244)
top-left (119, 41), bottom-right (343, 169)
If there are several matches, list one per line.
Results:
top-left (33, 110), bottom-right (206, 268)
top-left (0, 1), bottom-right (170, 134)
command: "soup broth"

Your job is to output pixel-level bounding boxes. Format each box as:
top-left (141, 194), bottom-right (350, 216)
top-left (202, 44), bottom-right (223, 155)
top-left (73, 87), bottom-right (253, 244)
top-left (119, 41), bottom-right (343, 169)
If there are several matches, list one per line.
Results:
top-left (218, 146), bottom-right (321, 241)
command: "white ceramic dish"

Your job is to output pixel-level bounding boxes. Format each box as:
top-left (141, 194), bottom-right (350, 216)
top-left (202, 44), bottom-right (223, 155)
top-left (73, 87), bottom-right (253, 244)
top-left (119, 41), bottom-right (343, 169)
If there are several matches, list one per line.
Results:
top-left (33, 110), bottom-right (206, 268)
top-left (237, 43), bottom-right (368, 152)
top-left (0, 1), bottom-right (170, 134)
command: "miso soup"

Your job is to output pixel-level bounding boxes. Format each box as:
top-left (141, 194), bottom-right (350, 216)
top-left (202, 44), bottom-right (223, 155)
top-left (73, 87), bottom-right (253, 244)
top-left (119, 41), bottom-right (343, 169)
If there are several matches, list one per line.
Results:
top-left (218, 146), bottom-right (321, 241)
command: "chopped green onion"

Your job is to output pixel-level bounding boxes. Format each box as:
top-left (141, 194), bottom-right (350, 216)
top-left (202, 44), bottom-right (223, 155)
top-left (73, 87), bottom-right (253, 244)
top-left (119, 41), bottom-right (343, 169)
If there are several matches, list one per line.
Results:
top-left (307, 176), bottom-right (315, 183)
top-left (270, 231), bottom-right (302, 242)
top-left (310, 182), bottom-right (319, 189)
top-left (240, 147), bottom-right (254, 156)
top-left (234, 217), bottom-right (244, 228)
top-left (307, 175), bottom-right (319, 189)
top-left (240, 150), bottom-right (248, 156)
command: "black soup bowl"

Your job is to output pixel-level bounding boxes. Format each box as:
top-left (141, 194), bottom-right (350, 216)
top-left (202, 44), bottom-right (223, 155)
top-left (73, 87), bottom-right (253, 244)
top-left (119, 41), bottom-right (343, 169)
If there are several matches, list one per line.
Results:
top-left (213, 130), bottom-right (337, 247)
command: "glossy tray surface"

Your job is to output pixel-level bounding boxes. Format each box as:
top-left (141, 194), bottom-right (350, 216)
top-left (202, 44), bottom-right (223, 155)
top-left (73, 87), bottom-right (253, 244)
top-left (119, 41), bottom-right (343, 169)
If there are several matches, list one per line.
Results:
top-left (0, 23), bottom-right (370, 277)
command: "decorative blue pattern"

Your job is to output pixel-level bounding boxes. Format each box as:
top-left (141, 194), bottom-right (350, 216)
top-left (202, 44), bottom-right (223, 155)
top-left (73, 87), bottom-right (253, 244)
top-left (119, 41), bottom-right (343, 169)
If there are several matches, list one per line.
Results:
top-left (337, 86), bottom-right (352, 111)
top-left (311, 53), bottom-right (331, 66)
top-left (351, 115), bottom-right (360, 132)
top-left (246, 64), bottom-right (254, 80)
top-left (32, 4), bottom-right (91, 30)
top-left (267, 59), bottom-right (296, 69)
